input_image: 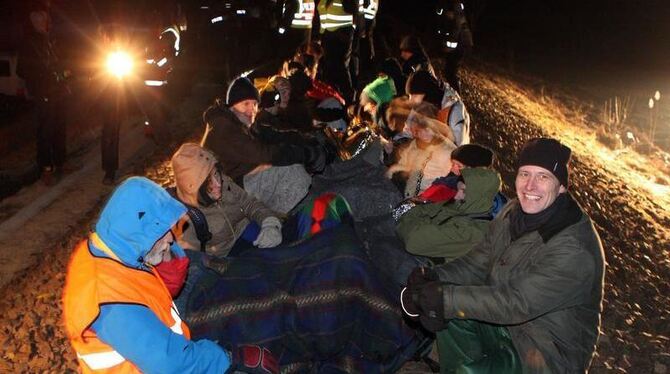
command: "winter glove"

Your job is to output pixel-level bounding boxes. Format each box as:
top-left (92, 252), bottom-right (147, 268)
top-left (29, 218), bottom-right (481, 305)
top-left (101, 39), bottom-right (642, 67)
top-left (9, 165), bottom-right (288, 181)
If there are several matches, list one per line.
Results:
top-left (401, 281), bottom-right (448, 332)
top-left (417, 281), bottom-right (448, 332)
top-left (253, 217), bottom-right (283, 248)
top-left (401, 286), bottom-right (422, 318)
top-left (226, 345), bottom-right (279, 374)
top-left (406, 266), bottom-right (440, 288)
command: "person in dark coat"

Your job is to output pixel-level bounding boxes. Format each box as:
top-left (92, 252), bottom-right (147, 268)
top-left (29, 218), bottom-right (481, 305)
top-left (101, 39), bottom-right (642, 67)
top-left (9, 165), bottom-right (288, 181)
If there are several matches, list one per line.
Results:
top-left (435, 0), bottom-right (473, 92)
top-left (398, 35), bottom-right (435, 78)
top-left (202, 77), bottom-right (333, 212)
top-left (17, 9), bottom-right (69, 186)
top-left (401, 138), bottom-right (605, 373)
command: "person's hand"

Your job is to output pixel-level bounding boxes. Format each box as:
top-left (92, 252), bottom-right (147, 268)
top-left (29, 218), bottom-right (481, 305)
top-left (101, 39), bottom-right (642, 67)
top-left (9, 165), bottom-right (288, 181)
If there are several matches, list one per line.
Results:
top-left (253, 217), bottom-right (282, 248)
top-left (400, 286), bottom-right (421, 318)
top-left (417, 281), bottom-right (448, 332)
top-left (226, 345), bottom-right (279, 374)
top-left (406, 266), bottom-right (439, 288)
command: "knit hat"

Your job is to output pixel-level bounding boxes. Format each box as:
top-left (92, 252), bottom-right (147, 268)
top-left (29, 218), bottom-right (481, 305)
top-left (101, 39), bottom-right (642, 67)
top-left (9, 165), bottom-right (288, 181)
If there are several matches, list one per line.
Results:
top-left (406, 70), bottom-right (443, 107)
top-left (226, 77), bottom-right (260, 107)
top-left (361, 76), bottom-right (397, 106)
top-left (313, 97), bottom-right (347, 131)
top-left (517, 138), bottom-right (571, 187)
top-left (451, 144), bottom-right (494, 168)
top-left (171, 143), bottom-right (216, 206)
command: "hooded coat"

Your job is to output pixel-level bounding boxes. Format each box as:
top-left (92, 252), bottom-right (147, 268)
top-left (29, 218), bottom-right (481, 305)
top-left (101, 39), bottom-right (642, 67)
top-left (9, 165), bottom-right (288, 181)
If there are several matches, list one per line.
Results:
top-left (63, 177), bottom-right (230, 373)
top-left (172, 144), bottom-right (276, 257)
top-left (396, 167), bottom-right (501, 260)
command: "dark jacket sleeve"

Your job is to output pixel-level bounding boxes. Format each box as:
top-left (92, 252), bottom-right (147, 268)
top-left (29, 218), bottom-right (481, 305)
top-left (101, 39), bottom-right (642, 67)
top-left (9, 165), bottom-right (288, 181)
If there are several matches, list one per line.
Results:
top-left (205, 112), bottom-right (309, 169)
top-left (17, 38), bottom-right (49, 98)
top-left (252, 112), bottom-right (315, 146)
top-left (442, 235), bottom-right (596, 324)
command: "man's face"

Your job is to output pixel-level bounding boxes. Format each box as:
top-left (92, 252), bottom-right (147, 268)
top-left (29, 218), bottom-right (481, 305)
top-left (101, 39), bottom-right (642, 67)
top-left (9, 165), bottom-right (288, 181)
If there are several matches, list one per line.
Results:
top-left (231, 99), bottom-right (259, 124)
top-left (454, 181), bottom-right (466, 201)
top-left (407, 94), bottom-right (425, 106)
top-left (145, 230), bottom-right (174, 266)
top-left (450, 160), bottom-right (465, 175)
top-left (30, 11), bottom-right (49, 34)
top-left (515, 165), bottom-right (566, 214)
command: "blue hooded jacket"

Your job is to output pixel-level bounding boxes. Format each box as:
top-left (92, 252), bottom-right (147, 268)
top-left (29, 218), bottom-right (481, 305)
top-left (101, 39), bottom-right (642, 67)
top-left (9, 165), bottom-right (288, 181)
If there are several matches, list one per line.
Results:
top-left (89, 177), bottom-right (231, 373)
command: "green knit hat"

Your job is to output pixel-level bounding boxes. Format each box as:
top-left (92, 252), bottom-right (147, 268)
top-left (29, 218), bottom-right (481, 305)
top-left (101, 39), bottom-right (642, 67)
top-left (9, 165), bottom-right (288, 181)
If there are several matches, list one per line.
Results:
top-left (362, 77), bottom-right (396, 106)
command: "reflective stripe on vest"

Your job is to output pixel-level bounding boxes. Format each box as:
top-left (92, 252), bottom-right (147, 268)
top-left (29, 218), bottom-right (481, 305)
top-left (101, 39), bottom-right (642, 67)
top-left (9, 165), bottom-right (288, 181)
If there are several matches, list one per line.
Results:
top-left (77, 351), bottom-right (126, 370)
top-left (291, 0), bottom-right (358, 30)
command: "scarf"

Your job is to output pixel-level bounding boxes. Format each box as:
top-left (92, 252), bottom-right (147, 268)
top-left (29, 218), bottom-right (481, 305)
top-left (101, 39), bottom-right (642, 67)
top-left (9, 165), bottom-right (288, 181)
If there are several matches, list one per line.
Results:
top-left (509, 193), bottom-right (582, 242)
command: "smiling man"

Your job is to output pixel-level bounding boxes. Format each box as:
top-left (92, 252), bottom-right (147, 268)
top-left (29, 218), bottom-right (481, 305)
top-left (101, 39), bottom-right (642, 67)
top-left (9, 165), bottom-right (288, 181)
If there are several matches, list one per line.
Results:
top-left (401, 137), bottom-right (605, 373)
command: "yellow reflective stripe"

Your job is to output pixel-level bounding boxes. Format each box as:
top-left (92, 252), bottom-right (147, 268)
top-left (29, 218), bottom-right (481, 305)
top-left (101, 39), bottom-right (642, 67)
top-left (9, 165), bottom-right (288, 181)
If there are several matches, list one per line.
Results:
top-left (321, 14), bottom-right (352, 21)
top-left (77, 351), bottom-right (125, 370)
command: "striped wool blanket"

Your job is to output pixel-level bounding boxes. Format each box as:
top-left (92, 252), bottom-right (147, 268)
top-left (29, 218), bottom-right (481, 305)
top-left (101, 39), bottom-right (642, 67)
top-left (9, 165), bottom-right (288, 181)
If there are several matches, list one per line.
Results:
top-left (185, 224), bottom-right (426, 373)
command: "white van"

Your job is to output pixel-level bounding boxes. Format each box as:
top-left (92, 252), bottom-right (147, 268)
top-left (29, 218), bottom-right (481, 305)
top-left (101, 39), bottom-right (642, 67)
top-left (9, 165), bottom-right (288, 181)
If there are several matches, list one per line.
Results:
top-left (0, 52), bottom-right (27, 98)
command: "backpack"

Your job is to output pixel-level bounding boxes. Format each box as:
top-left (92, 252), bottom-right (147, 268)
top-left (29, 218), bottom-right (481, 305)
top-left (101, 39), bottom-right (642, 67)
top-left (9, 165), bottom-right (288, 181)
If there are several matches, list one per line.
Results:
top-left (166, 187), bottom-right (212, 251)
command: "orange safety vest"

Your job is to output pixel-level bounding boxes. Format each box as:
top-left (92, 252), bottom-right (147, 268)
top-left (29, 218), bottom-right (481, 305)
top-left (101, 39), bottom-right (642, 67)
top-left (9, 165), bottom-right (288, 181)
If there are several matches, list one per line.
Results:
top-left (62, 234), bottom-right (190, 373)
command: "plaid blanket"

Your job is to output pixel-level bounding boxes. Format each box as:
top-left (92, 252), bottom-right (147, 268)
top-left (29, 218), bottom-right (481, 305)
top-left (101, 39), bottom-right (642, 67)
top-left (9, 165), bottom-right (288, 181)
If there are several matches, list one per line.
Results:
top-left (185, 224), bottom-right (425, 373)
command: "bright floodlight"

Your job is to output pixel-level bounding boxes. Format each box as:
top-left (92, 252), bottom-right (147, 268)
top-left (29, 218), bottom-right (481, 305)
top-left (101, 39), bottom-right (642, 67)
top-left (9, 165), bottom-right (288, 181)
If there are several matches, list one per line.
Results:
top-left (106, 51), bottom-right (133, 78)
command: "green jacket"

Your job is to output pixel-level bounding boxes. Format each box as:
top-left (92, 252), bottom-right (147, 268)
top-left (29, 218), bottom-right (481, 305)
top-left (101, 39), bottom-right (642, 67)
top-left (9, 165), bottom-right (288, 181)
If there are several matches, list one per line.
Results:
top-left (436, 197), bottom-right (605, 373)
top-left (396, 167), bottom-right (501, 261)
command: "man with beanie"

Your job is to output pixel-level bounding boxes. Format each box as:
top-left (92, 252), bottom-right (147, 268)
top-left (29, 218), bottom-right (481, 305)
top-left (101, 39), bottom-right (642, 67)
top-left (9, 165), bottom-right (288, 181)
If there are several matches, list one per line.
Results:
top-left (406, 70), bottom-right (470, 146)
top-left (401, 137), bottom-right (605, 373)
top-left (202, 76), bottom-right (334, 213)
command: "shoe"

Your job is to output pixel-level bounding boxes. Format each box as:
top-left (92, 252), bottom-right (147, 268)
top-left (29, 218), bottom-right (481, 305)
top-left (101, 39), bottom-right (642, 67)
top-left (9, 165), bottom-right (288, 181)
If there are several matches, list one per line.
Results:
top-left (41, 167), bottom-right (57, 186)
top-left (102, 171), bottom-right (116, 185)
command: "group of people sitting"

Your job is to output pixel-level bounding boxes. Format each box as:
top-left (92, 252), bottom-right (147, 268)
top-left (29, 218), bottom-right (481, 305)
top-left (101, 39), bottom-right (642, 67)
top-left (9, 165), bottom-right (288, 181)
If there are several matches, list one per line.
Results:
top-left (62, 36), bottom-right (606, 374)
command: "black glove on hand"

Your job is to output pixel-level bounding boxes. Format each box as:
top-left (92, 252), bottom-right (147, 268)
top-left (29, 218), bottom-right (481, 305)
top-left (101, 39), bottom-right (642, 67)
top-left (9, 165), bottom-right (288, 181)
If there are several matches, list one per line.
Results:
top-left (304, 144), bottom-right (327, 174)
top-left (226, 345), bottom-right (279, 374)
top-left (406, 266), bottom-right (440, 288)
top-left (401, 286), bottom-right (422, 318)
top-left (401, 281), bottom-right (448, 332)
top-left (416, 281), bottom-right (448, 332)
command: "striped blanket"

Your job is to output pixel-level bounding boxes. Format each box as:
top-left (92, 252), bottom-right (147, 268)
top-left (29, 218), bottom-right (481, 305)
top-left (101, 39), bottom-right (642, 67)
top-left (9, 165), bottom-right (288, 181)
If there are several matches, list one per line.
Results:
top-left (184, 224), bottom-right (425, 373)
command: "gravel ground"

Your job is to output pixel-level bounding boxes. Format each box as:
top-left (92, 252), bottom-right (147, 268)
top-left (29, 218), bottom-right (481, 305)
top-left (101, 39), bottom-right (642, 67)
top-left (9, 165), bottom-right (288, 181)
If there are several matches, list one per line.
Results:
top-left (1, 66), bottom-right (669, 373)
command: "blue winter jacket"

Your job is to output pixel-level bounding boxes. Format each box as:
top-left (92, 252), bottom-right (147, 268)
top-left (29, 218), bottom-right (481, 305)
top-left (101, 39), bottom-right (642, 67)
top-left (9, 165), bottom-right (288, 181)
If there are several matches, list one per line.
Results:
top-left (89, 177), bottom-right (231, 373)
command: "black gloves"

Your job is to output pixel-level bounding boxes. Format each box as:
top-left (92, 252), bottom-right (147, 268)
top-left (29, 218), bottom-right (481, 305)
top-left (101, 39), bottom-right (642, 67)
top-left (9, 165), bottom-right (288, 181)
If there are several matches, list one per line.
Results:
top-left (226, 345), bottom-right (279, 374)
top-left (401, 266), bottom-right (449, 332)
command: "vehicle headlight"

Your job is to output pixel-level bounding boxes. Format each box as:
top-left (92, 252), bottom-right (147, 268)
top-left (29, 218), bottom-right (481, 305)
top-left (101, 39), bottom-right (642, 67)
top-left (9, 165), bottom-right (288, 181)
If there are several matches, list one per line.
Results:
top-left (106, 51), bottom-right (133, 78)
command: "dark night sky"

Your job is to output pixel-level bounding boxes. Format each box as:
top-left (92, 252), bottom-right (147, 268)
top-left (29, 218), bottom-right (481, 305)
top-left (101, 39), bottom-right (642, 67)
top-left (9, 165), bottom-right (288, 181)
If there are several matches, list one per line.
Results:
top-left (383, 0), bottom-right (670, 74)
top-left (2, 0), bottom-right (669, 77)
